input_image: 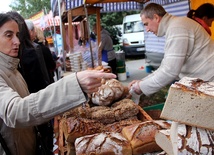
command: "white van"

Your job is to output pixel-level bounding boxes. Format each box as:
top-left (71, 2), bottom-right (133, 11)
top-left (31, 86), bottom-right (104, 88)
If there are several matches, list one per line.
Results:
top-left (122, 14), bottom-right (145, 56)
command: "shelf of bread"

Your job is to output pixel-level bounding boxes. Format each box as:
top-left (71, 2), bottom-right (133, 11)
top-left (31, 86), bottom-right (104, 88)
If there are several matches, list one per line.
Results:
top-left (53, 78), bottom-right (173, 155)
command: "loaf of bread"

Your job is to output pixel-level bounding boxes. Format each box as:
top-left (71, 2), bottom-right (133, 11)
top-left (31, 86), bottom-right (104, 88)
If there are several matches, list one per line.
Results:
top-left (105, 79), bottom-right (125, 100)
top-left (121, 120), bottom-right (171, 155)
top-left (62, 103), bottom-right (90, 118)
top-left (155, 123), bottom-right (214, 155)
top-left (75, 132), bottom-right (132, 155)
top-left (160, 77), bottom-right (214, 130)
top-left (91, 79), bottom-right (128, 106)
top-left (104, 116), bottom-right (142, 133)
top-left (112, 98), bottom-right (139, 121)
top-left (62, 117), bottom-right (103, 143)
top-left (92, 84), bottom-right (115, 106)
top-left (89, 106), bottom-right (116, 124)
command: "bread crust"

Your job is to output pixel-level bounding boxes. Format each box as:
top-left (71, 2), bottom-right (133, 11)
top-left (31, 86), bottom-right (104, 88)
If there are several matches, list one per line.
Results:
top-left (122, 120), bottom-right (170, 155)
top-left (75, 132), bottom-right (132, 155)
top-left (155, 124), bottom-right (214, 154)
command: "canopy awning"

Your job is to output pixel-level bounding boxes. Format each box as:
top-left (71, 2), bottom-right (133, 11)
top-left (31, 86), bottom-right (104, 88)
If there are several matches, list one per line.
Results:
top-left (28, 10), bottom-right (61, 30)
top-left (65, 0), bottom-right (144, 13)
top-left (83, 0), bottom-right (148, 4)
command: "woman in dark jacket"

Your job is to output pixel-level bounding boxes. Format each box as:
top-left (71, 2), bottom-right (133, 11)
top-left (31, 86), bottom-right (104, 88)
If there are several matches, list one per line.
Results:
top-left (34, 26), bottom-right (56, 83)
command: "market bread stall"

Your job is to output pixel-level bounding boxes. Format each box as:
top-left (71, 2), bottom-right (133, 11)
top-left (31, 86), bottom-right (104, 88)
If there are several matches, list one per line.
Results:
top-left (55, 78), bottom-right (172, 155)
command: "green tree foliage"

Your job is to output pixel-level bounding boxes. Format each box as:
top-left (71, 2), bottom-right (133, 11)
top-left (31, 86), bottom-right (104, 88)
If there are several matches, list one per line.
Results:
top-left (9, 0), bottom-right (51, 19)
top-left (89, 11), bottom-right (140, 45)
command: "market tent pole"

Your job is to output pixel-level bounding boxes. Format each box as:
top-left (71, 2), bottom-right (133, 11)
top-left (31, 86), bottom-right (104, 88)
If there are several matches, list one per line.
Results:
top-left (83, 3), bottom-right (94, 68)
top-left (52, 15), bottom-right (59, 56)
top-left (57, 0), bottom-right (66, 72)
top-left (68, 9), bottom-right (73, 52)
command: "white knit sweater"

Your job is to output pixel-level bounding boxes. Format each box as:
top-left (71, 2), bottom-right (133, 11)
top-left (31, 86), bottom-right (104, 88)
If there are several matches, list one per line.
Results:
top-left (139, 13), bottom-right (214, 96)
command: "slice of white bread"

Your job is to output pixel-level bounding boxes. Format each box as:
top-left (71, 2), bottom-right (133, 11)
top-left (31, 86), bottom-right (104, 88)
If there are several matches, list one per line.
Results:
top-left (155, 123), bottom-right (214, 155)
top-left (160, 77), bottom-right (214, 130)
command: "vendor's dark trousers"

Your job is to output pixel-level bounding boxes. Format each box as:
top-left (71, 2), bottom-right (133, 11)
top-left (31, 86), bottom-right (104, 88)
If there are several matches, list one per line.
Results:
top-left (108, 58), bottom-right (117, 76)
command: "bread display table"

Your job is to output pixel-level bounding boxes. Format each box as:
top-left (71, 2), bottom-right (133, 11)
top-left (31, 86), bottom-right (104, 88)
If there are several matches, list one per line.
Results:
top-left (52, 78), bottom-right (172, 155)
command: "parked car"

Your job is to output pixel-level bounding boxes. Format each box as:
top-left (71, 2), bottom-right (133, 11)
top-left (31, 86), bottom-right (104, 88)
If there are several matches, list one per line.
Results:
top-left (122, 14), bottom-right (145, 56)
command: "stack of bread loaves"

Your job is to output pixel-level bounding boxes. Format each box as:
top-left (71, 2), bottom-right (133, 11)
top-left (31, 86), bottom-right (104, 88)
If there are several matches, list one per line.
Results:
top-left (58, 98), bottom-right (155, 154)
top-left (156, 77), bottom-right (214, 154)
top-left (75, 120), bottom-right (171, 155)
top-left (57, 78), bottom-right (174, 155)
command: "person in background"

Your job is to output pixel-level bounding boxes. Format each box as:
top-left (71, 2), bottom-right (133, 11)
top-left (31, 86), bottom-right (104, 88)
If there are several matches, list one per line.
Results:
top-left (25, 19), bottom-right (51, 86)
top-left (187, 3), bottom-right (214, 36)
top-left (129, 3), bottom-right (214, 97)
top-left (0, 13), bottom-right (116, 155)
top-left (34, 26), bottom-right (56, 84)
top-left (50, 47), bottom-right (62, 81)
top-left (93, 25), bottom-right (117, 76)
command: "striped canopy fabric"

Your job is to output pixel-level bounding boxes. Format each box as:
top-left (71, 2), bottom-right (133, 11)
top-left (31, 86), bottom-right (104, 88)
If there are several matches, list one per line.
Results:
top-left (83, 0), bottom-right (148, 4)
top-left (28, 10), bottom-right (61, 30)
top-left (51, 0), bottom-right (187, 16)
top-left (66, 0), bottom-right (142, 13)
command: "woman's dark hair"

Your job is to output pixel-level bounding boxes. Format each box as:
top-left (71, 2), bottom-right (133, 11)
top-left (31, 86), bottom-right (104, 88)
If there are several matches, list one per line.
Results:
top-left (0, 13), bottom-right (16, 28)
top-left (187, 3), bottom-right (214, 19)
top-left (6, 11), bottom-right (34, 56)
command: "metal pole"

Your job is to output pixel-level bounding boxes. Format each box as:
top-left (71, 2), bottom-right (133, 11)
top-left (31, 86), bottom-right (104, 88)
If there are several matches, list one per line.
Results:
top-left (57, 0), bottom-right (66, 72)
top-left (83, 4), bottom-right (94, 68)
top-left (52, 15), bottom-right (58, 56)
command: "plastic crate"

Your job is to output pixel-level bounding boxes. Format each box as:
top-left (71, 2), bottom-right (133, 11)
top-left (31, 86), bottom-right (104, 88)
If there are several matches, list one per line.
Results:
top-left (143, 103), bottom-right (164, 111)
top-left (143, 103), bottom-right (165, 120)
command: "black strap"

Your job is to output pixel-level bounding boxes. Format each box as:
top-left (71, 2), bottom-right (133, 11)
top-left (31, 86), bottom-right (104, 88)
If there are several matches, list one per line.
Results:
top-left (0, 132), bottom-right (11, 155)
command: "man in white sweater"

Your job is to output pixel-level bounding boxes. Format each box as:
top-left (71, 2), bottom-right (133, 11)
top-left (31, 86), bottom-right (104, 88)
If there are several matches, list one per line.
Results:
top-left (129, 3), bottom-right (214, 96)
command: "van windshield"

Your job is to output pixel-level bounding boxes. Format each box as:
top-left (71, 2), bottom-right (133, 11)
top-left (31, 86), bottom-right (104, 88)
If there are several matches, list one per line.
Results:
top-left (124, 21), bottom-right (144, 34)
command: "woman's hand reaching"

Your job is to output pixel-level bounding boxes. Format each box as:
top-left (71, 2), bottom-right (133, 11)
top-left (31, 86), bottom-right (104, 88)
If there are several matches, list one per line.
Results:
top-left (76, 70), bottom-right (117, 94)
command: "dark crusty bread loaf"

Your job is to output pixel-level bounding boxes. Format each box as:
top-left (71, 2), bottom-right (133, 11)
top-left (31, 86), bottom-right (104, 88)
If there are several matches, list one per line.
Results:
top-left (112, 98), bottom-right (139, 121)
top-left (161, 77), bottom-right (214, 130)
top-left (155, 123), bottom-right (214, 155)
top-left (90, 107), bottom-right (116, 124)
top-left (62, 117), bottom-right (103, 143)
top-left (104, 116), bottom-right (142, 133)
top-left (121, 120), bottom-right (171, 155)
top-left (75, 132), bottom-right (132, 155)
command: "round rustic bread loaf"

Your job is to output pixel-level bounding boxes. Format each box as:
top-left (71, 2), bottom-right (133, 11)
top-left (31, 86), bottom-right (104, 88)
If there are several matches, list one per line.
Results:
top-left (91, 84), bottom-right (115, 106)
top-left (91, 79), bottom-right (125, 106)
top-left (121, 120), bottom-right (171, 155)
top-left (75, 132), bottom-right (132, 155)
top-left (105, 79), bottom-right (125, 100)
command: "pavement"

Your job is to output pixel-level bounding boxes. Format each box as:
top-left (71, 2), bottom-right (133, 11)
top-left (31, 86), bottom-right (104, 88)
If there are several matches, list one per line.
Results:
top-left (119, 58), bottom-right (151, 86)
top-left (62, 57), bottom-right (150, 87)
